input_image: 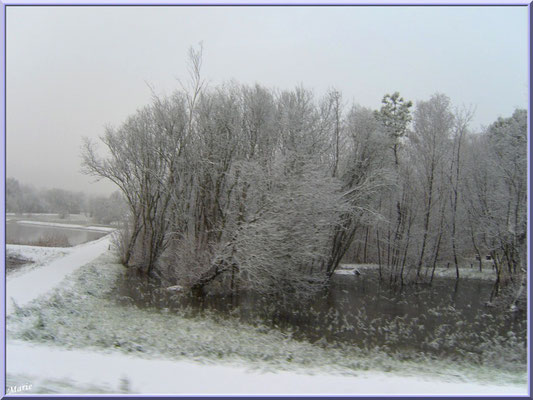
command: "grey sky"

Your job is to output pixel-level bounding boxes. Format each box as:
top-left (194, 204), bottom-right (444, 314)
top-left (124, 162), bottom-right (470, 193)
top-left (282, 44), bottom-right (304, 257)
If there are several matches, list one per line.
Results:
top-left (6, 5), bottom-right (528, 195)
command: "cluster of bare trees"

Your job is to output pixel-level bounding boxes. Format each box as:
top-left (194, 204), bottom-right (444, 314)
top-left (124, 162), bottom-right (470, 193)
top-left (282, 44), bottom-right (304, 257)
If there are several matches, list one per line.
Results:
top-left (464, 109), bottom-right (527, 302)
top-left (350, 95), bottom-right (526, 302)
top-left (82, 50), bottom-right (526, 300)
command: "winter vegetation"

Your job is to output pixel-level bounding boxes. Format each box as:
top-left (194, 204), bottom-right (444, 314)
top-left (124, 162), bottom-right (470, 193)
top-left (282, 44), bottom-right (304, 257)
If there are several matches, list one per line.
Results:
top-left (82, 47), bottom-right (527, 309)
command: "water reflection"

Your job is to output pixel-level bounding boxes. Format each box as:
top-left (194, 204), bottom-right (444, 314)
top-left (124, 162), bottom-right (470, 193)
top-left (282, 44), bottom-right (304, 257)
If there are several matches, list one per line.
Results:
top-left (113, 268), bottom-right (526, 357)
top-left (7, 222), bottom-right (106, 247)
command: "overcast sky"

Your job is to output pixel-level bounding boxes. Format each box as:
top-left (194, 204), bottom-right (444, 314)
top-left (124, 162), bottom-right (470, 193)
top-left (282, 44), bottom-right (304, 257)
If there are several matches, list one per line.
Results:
top-left (6, 5), bottom-right (528, 195)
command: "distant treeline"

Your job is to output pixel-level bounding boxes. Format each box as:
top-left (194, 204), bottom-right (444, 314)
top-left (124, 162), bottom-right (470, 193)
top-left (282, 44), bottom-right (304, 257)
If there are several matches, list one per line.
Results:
top-left (6, 178), bottom-right (126, 224)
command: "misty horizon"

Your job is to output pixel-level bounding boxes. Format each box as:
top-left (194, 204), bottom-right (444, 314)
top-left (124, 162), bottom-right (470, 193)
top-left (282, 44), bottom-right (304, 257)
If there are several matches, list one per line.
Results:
top-left (6, 5), bottom-right (528, 195)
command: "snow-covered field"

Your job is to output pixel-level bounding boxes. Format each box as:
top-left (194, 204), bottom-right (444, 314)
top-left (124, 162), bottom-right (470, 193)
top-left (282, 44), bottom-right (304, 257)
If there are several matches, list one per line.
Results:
top-left (15, 220), bottom-right (116, 233)
top-left (7, 213), bottom-right (94, 226)
top-left (5, 239), bottom-right (528, 395)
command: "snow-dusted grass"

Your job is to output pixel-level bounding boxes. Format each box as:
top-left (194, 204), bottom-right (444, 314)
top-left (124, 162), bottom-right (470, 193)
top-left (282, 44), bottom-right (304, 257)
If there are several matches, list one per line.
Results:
top-left (7, 252), bottom-right (527, 394)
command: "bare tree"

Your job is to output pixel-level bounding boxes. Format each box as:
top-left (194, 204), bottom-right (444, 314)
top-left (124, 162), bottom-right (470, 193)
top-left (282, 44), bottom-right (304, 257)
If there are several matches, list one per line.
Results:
top-left (410, 93), bottom-right (454, 281)
top-left (447, 106), bottom-right (474, 279)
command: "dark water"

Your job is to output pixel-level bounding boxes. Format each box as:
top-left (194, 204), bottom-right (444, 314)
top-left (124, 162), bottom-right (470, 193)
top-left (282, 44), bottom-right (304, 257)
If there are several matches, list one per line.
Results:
top-left (6, 222), bottom-right (106, 247)
top-left (113, 269), bottom-right (527, 358)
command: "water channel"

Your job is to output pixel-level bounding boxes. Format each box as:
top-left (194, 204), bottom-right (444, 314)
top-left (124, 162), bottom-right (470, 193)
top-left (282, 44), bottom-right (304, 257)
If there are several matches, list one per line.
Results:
top-left (6, 221), bottom-right (106, 247)
top-left (113, 268), bottom-right (527, 359)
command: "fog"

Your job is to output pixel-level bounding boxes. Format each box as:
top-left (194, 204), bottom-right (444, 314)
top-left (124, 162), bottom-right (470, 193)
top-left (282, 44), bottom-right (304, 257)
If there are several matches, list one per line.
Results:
top-left (6, 5), bottom-right (528, 195)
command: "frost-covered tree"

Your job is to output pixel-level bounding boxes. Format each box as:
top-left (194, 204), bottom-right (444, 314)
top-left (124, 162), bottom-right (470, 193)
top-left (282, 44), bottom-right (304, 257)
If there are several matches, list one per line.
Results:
top-left (410, 93), bottom-right (454, 281)
top-left (185, 85), bottom-right (352, 296)
top-left (83, 59), bottom-right (353, 297)
top-left (446, 107), bottom-right (474, 279)
top-left (463, 109), bottom-right (527, 301)
top-left (88, 191), bottom-right (128, 225)
top-left (209, 159), bottom-right (348, 298)
top-left (321, 105), bottom-right (393, 278)
top-left (82, 94), bottom-right (189, 273)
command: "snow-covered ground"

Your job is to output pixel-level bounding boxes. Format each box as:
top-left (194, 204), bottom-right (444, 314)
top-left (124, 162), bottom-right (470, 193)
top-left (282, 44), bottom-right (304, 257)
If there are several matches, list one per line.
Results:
top-left (5, 238), bottom-right (528, 396)
top-left (335, 264), bottom-right (380, 275)
top-left (6, 340), bottom-right (526, 395)
top-left (6, 235), bottom-right (112, 315)
top-left (335, 268), bottom-right (361, 276)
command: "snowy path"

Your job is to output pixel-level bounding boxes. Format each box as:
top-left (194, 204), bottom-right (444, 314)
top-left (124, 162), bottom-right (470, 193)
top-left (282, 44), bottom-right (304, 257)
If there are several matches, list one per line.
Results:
top-left (6, 234), bottom-right (113, 315)
top-left (6, 340), bottom-right (526, 395)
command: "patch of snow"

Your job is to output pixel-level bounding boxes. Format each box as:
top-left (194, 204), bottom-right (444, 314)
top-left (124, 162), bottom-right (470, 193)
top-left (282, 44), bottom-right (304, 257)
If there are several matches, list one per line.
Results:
top-left (165, 285), bottom-right (184, 292)
top-left (6, 235), bottom-right (112, 315)
top-left (6, 340), bottom-right (526, 395)
top-left (339, 263), bottom-right (379, 271)
top-left (334, 269), bottom-right (360, 276)
top-left (85, 226), bottom-right (117, 232)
